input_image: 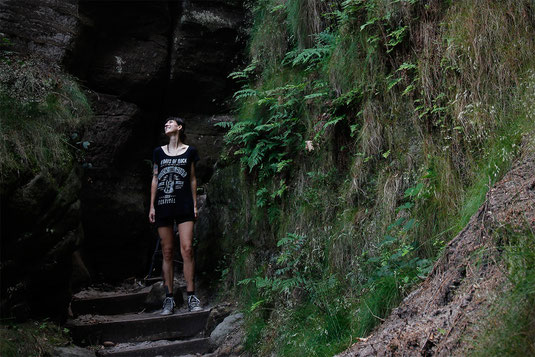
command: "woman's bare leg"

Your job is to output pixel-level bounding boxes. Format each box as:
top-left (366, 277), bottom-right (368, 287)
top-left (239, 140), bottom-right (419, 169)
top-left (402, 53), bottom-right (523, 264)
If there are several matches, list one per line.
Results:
top-left (178, 221), bottom-right (195, 292)
top-left (158, 226), bottom-right (174, 294)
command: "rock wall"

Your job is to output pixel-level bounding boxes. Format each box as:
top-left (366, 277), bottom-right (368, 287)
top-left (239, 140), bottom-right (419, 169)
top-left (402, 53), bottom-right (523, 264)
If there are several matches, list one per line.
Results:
top-left (1, 166), bottom-right (84, 319)
top-left (0, 0), bottom-right (87, 319)
top-left (1, 0), bottom-right (247, 317)
top-left (0, 0), bottom-right (80, 64)
top-left (71, 0), bottom-right (246, 282)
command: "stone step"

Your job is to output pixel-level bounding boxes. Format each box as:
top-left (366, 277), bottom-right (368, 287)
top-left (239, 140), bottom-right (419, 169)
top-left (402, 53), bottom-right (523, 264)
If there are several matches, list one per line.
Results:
top-left (67, 309), bottom-right (211, 345)
top-left (143, 276), bottom-right (163, 285)
top-left (71, 287), bottom-right (151, 316)
top-left (96, 337), bottom-right (211, 356)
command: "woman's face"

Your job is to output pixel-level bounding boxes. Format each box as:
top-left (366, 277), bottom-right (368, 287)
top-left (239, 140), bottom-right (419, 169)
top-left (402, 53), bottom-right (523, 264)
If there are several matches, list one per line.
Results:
top-left (164, 120), bottom-right (182, 135)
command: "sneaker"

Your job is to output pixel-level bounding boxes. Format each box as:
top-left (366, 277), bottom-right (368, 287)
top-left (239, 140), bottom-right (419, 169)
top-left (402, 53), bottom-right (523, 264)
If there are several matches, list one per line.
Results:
top-left (187, 295), bottom-right (202, 312)
top-left (160, 297), bottom-right (175, 315)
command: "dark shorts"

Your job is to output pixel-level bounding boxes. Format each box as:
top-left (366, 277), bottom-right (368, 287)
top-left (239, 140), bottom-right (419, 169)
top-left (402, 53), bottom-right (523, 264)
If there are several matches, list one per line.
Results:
top-left (155, 214), bottom-right (195, 228)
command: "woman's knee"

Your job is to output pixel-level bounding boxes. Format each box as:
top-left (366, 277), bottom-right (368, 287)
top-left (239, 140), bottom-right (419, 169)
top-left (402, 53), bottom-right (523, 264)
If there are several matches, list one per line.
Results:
top-left (162, 247), bottom-right (174, 261)
top-left (181, 245), bottom-right (193, 259)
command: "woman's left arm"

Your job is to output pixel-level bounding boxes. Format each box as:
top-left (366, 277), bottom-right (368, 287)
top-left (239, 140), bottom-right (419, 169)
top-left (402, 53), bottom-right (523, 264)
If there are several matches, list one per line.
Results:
top-left (191, 162), bottom-right (197, 219)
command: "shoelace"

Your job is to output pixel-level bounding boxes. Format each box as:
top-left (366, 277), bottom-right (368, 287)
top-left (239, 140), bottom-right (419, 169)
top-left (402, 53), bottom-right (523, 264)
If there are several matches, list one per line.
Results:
top-left (188, 295), bottom-right (200, 307)
top-left (164, 297), bottom-right (174, 309)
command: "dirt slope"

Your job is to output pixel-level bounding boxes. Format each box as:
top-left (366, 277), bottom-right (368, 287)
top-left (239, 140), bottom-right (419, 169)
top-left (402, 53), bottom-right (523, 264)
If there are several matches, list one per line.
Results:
top-left (338, 141), bottom-right (535, 356)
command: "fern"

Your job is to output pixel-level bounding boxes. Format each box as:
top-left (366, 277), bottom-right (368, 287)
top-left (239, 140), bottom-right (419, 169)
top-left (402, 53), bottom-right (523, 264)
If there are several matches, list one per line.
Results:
top-left (228, 59), bottom-right (258, 80)
top-left (233, 88), bottom-right (258, 101)
top-left (314, 116), bottom-right (345, 140)
top-left (282, 31), bottom-right (334, 70)
top-left (248, 141), bottom-right (266, 172)
top-left (214, 121), bottom-right (233, 129)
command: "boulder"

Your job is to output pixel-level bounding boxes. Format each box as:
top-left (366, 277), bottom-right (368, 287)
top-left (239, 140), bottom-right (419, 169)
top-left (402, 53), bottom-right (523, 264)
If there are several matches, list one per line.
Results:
top-left (82, 93), bottom-right (142, 169)
top-left (205, 303), bottom-right (233, 335)
top-left (73, 1), bottom-right (171, 104)
top-left (210, 312), bottom-right (244, 347)
top-left (207, 311), bottom-right (245, 356)
top-left (167, 0), bottom-right (247, 113)
top-left (1, 166), bottom-right (84, 318)
top-left (0, 0), bottom-right (80, 63)
top-left (86, 35), bottom-right (168, 103)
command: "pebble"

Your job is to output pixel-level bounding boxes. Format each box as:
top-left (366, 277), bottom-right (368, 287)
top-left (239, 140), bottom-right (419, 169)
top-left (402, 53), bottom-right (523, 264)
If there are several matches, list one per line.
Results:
top-left (103, 341), bottom-right (115, 347)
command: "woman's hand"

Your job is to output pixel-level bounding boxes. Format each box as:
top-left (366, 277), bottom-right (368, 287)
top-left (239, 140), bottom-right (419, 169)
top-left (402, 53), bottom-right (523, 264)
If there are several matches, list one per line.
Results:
top-left (149, 207), bottom-right (155, 223)
top-left (194, 206), bottom-right (198, 219)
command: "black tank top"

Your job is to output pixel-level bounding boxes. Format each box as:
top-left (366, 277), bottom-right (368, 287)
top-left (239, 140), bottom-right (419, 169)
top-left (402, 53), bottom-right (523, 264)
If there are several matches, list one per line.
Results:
top-left (152, 145), bottom-right (200, 218)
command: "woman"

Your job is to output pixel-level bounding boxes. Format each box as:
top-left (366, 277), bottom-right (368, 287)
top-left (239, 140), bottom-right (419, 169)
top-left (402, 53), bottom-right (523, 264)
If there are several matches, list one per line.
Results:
top-left (149, 116), bottom-right (202, 314)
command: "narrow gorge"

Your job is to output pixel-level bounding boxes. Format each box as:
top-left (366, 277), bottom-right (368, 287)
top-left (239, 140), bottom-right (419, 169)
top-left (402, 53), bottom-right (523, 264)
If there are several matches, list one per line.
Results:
top-left (1, 0), bottom-right (247, 318)
top-left (1, 0), bottom-right (534, 356)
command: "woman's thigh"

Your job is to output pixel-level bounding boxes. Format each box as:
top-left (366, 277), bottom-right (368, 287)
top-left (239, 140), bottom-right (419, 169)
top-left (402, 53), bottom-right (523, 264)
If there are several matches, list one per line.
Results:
top-left (158, 226), bottom-right (174, 250)
top-left (178, 221), bottom-right (194, 249)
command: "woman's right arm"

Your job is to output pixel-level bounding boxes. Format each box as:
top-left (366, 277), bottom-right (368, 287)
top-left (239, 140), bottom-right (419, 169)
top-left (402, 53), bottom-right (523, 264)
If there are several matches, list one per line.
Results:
top-left (149, 164), bottom-right (158, 223)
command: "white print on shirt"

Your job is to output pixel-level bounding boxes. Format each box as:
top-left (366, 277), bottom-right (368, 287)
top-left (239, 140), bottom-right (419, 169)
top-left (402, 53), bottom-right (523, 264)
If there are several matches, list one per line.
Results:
top-left (161, 158), bottom-right (187, 165)
top-left (157, 166), bottom-right (187, 204)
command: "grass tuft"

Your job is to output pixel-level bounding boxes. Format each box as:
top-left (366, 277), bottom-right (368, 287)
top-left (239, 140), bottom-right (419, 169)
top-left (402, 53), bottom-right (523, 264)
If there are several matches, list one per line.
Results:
top-left (0, 54), bottom-right (91, 182)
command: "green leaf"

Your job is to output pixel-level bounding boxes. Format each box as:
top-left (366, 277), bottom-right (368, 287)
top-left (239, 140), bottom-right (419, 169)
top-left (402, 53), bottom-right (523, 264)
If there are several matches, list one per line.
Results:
top-left (387, 76), bottom-right (403, 91)
top-left (237, 278), bottom-right (255, 286)
top-left (249, 299), bottom-right (266, 312)
top-left (402, 84), bottom-right (415, 96)
top-left (404, 183), bottom-right (424, 198)
top-left (396, 202), bottom-right (414, 211)
top-left (214, 121), bottom-right (233, 128)
top-left (233, 88), bottom-right (257, 100)
top-left (403, 218), bottom-right (416, 231)
top-left (388, 217), bottom-right (407, 230)
top-left (304, 92), bottom-right (327, 100)
top-left (360, 17), bottom-right (379, 31)
top-left (396, 62), bottom-right (417, 72)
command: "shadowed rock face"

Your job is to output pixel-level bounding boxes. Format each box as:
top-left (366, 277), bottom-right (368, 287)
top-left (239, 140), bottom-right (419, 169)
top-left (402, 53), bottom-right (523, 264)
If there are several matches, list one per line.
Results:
top-left (1, 166), bottom-right (84, 319)
top-left (73, 1), bottom-right (172, 105)
top-left (168, 0), bottom-right (246, 114)
top-left (0, 0), bottom-right (80, 63)
top-left (71, 0), bottom-right (246, 283)
top-left (1, 0), bottom-right (246, 317)
top-left (0, 0), bottom-right (86, 319)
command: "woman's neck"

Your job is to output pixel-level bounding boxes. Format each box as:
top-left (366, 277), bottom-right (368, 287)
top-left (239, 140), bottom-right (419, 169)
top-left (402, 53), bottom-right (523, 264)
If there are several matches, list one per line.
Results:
top-left (167, 135), bottom-right (183, 150)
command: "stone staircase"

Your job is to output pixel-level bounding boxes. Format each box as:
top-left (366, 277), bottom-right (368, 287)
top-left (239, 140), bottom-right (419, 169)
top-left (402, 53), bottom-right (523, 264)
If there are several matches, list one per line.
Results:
top-left (66, 281), bottom-right (212, 356)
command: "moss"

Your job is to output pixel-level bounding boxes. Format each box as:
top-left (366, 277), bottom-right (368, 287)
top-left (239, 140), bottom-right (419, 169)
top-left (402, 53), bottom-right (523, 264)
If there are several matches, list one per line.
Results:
top-left (0, 54), bottom-right (91, 185)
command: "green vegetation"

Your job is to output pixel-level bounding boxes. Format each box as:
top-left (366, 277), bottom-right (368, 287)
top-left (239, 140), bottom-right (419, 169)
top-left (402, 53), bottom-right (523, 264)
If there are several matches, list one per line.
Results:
top-left (214, 0), bottom-right (535, 355)
top-left (0, 319), bottom-right (71, 356)
top-left (471, 226), bottom-right (535, 356)
top-left (0, 53), bottom-right (91, 185)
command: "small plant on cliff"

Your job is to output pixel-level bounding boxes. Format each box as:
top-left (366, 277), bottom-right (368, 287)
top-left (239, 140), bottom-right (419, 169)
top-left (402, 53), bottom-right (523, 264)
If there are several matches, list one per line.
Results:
top-left (471, 227), bottom-right (535, 356)
top-left (0, 54), bottom-right (91, 181)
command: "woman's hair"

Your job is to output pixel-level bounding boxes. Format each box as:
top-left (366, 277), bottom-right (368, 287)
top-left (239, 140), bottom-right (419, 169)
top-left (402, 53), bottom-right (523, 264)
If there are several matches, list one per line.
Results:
top-left (168, 116), bottom-right (187, 142)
